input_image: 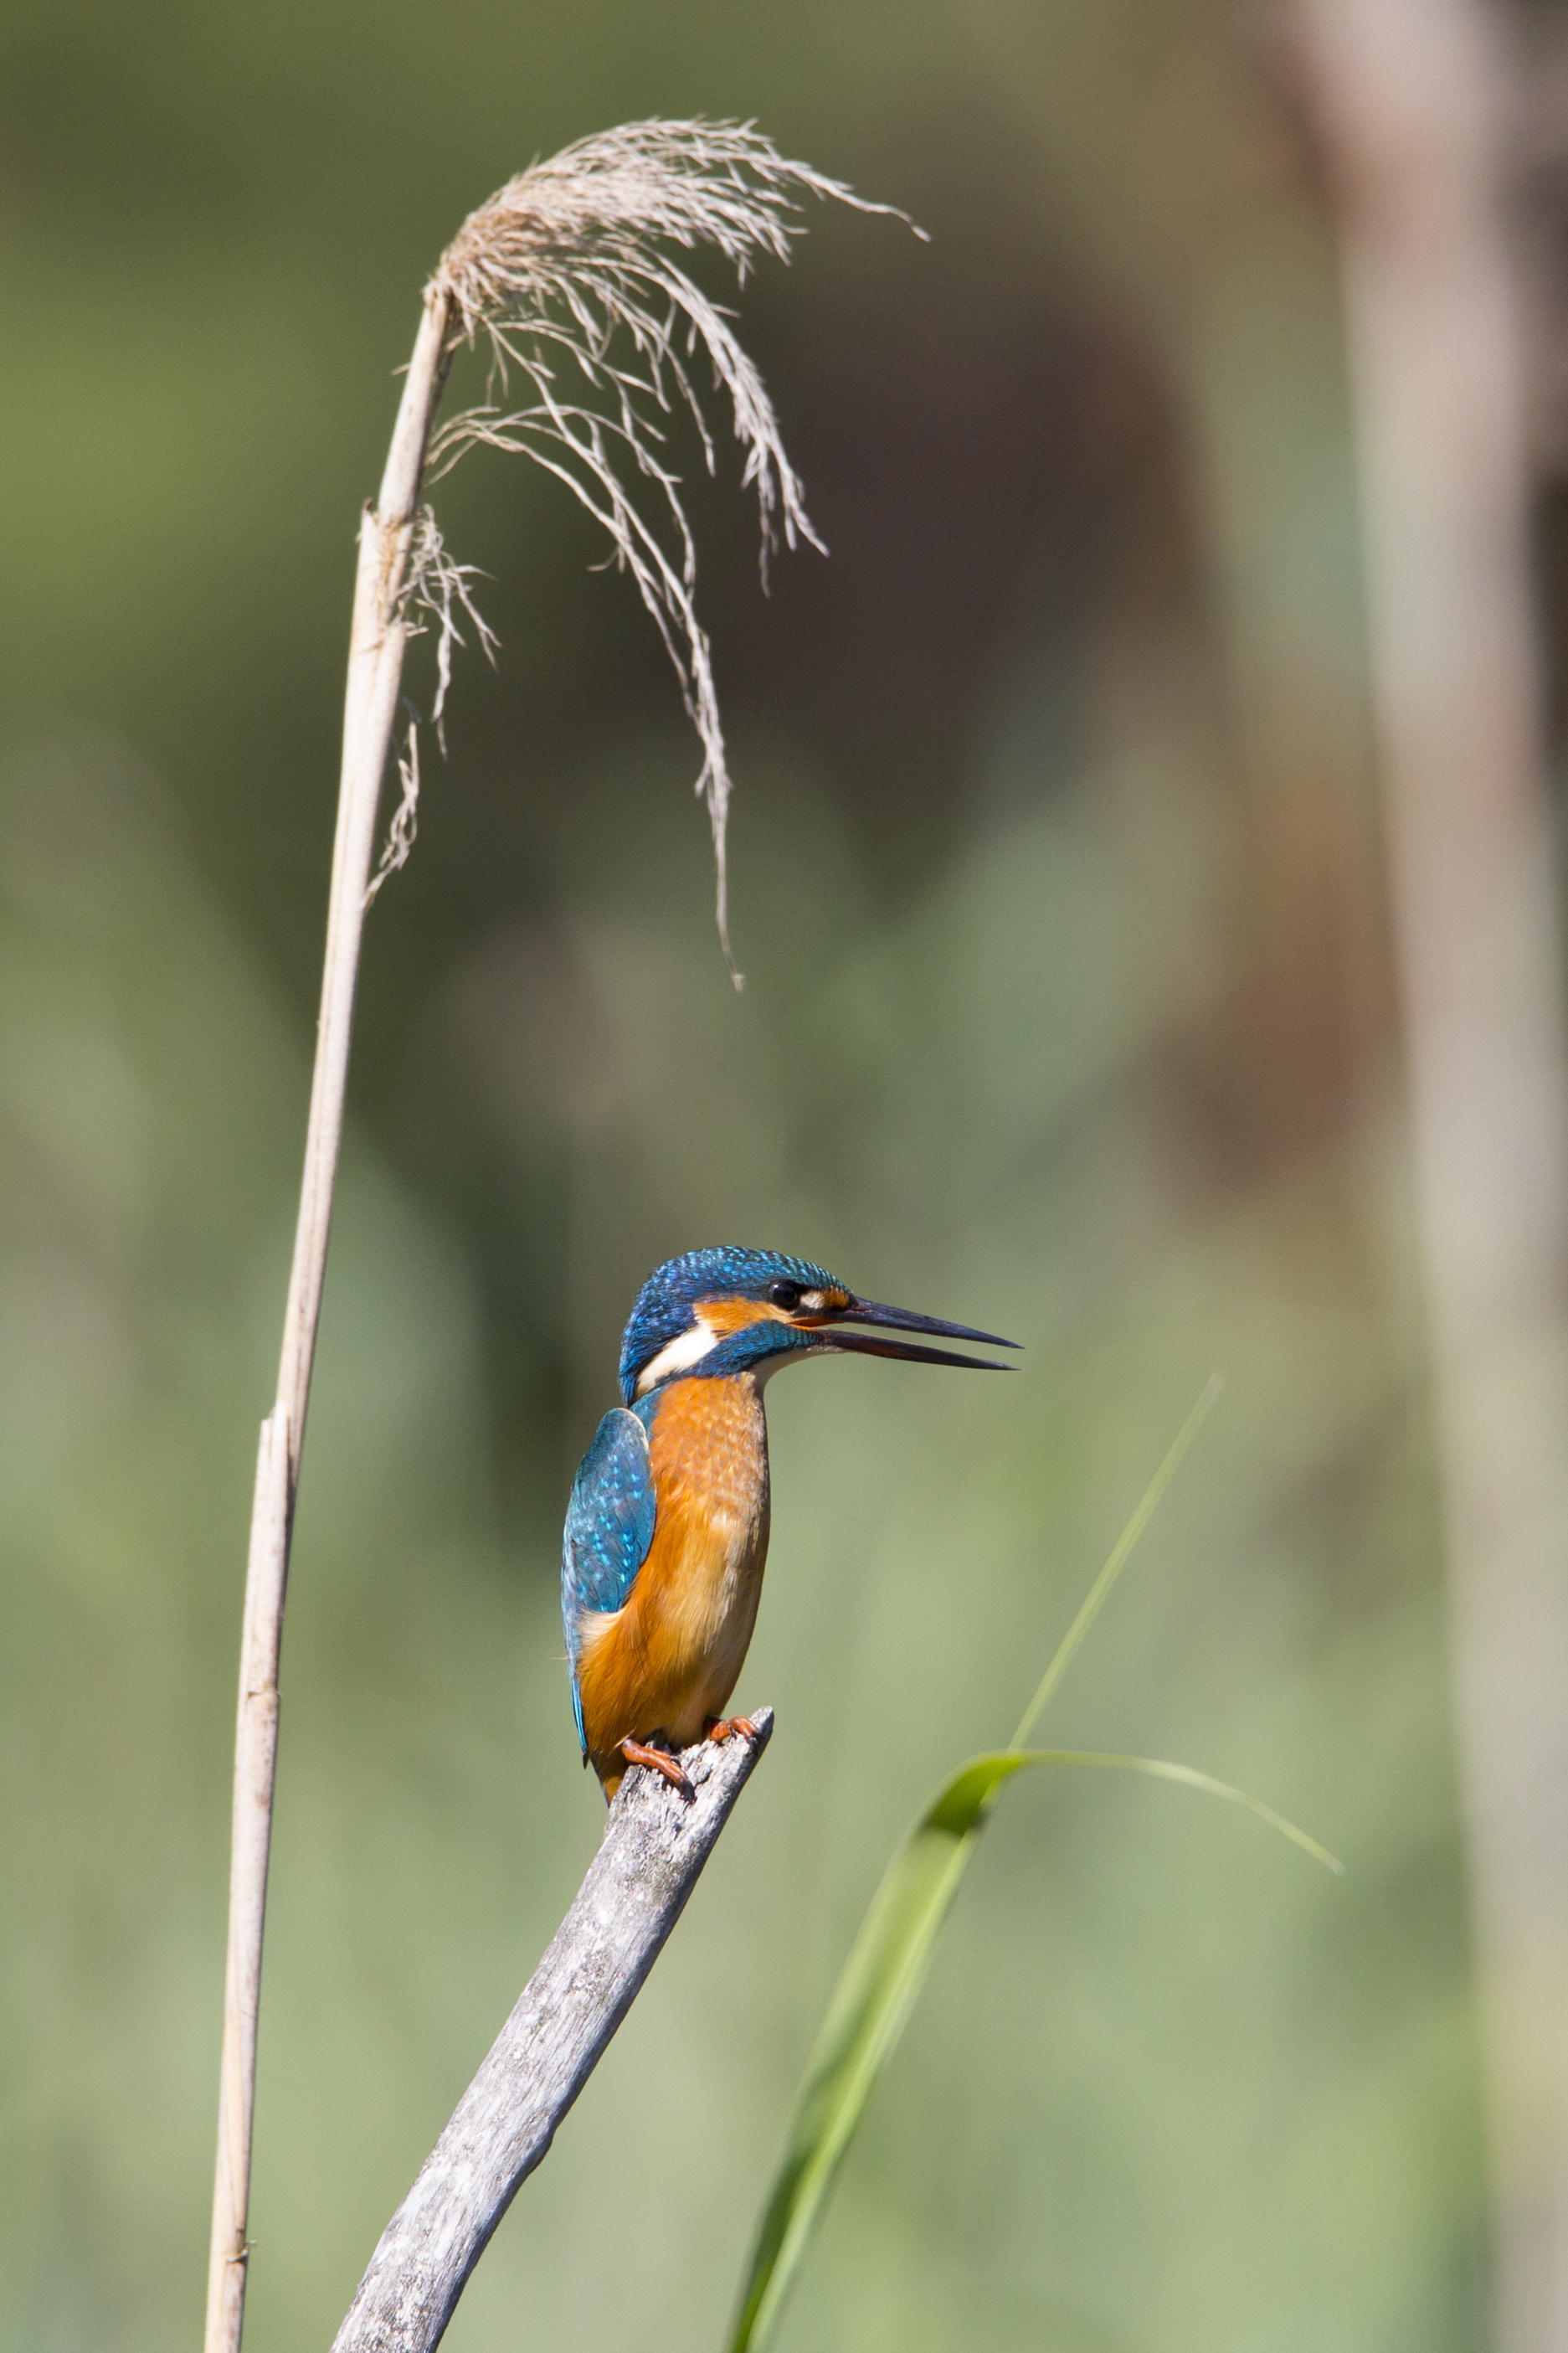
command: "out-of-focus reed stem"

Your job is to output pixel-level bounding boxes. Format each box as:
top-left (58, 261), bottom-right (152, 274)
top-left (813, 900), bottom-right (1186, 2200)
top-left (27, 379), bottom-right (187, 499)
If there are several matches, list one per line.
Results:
top-left (1297, 6), bottom-right (1568, 2347)
top-left (202, 284), bottom-right (451, 2353)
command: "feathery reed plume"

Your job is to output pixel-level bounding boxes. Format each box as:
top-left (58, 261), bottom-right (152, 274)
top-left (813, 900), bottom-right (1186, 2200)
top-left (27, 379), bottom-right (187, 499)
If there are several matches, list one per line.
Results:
top-left (203, 121), bottom-right (901, 2353)
top-left (417, 120), bottom-right (907, 965)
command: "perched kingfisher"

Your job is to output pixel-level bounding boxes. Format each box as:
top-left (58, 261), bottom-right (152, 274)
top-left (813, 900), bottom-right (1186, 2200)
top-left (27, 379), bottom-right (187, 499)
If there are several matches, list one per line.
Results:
top-left (561, 1246), bottom-right (1018, 1800)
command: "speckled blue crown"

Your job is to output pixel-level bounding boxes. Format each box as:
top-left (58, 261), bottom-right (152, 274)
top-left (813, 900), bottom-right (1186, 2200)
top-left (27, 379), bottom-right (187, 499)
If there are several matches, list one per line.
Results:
top-left (618, 1246), bottom-right (844, 1403)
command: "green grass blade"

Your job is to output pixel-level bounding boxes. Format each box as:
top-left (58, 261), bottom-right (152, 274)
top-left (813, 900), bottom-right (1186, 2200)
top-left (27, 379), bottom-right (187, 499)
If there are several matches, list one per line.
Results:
top-left (726, 1735), bottom-right (1336, 2353)
top-left (727, 1380), bottom-right (1336, 2353)
top-left (999, 1750), bottom-right (1344, 1874)
top-left (726, 1755), bottom-right (1020, 2353)
top-left (1010, 1374), bottom-right (1222, 1748)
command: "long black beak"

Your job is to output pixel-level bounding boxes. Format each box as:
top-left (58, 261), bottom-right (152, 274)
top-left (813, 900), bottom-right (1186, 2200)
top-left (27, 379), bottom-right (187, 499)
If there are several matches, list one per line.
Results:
top-left (818, 1296), bottom-right (1020, 1372)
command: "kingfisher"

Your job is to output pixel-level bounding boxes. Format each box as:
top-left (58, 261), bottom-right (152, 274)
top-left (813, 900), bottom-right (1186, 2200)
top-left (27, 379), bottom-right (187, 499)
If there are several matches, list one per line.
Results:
top-left (561, 1246), bottom-right (1018, 1800)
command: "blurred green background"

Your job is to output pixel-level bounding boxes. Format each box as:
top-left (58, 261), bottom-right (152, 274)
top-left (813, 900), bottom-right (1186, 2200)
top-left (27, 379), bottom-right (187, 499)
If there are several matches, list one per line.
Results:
top-left (0, 2), bottom-right (1503, 2347)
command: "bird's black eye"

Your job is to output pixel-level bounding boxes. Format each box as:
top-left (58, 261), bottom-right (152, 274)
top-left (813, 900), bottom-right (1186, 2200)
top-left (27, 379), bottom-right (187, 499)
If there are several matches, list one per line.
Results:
top-left (769, 1280), bottom-right (802, 1311)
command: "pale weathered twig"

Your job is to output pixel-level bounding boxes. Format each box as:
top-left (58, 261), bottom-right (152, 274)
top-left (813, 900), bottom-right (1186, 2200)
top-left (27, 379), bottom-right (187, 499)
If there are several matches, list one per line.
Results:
top-left (203, 120), bottom-right (878, 2353)
top-left (331, 1713), bottom-right (774, 2353)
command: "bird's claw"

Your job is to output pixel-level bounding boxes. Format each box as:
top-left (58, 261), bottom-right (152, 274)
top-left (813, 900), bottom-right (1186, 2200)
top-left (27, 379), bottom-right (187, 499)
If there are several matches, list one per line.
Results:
top-left (617, 1738), bottom-right (694, 1798)
top-left (703, 1714), bottom-right (758, 1746)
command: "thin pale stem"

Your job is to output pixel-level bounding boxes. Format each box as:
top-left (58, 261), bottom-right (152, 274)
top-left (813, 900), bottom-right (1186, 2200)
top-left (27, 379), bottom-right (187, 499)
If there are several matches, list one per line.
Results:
top-left (202, 284), bottom-right (451, 2353)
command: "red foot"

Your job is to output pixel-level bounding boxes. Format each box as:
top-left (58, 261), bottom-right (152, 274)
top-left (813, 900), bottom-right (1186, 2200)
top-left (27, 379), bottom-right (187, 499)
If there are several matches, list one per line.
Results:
top-left (704, 1714), bottom-right (758, 1745)
top-left (618, 1738), bottom-right (694, 1797)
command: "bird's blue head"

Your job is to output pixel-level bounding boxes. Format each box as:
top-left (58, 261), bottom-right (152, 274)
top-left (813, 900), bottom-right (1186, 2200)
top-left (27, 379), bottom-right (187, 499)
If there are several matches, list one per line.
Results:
top-left (617, 1244), bottom-right (1018, 1404)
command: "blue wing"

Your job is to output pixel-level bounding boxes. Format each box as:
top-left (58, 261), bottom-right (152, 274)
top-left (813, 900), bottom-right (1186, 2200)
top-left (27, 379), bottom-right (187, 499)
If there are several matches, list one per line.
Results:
top-left (561, 1406), bottom-right (657, 1753)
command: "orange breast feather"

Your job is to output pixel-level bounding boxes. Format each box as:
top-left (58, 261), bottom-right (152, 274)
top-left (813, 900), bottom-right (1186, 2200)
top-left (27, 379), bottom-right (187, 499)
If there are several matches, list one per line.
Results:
top-left (575, 1374), bottom-right (770, 1773)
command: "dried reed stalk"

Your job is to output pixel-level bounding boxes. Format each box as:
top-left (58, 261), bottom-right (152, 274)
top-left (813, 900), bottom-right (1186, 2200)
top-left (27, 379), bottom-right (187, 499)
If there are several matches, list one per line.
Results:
top-left (202, 121), bottom-right (892, 2353)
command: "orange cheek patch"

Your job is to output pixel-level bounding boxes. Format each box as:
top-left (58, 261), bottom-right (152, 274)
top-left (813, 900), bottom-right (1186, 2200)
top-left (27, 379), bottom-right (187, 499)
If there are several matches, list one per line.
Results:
top-left (697, 1295), bottom-right (784, 1336)
top-left (697, 1285), bottom-right (853, 1334)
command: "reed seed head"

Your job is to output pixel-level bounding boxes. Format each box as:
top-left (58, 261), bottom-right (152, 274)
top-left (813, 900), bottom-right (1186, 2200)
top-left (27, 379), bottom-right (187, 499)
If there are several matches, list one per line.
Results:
top-left (398, 119), bottom-right (913, 981)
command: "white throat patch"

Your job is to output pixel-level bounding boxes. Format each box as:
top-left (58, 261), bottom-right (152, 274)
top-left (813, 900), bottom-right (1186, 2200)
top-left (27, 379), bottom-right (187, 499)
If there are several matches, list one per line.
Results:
top-left (635, 1315), bottom-right (721, 1396)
